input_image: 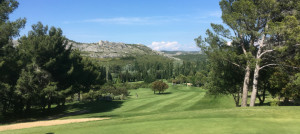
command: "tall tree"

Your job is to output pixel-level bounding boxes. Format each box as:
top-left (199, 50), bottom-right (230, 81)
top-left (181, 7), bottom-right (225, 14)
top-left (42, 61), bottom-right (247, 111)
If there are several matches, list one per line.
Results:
top-left (196, 27), bottom-right (245, 106)
top-left (249, 0), bottom-right (300, 106)
top-left (216, 0), bottom-right (278, 106)
top-left (0, 0), bottom-right (26, 114)
top-left (18, 22), bottom-right (73, 106)
top-left (248, 0), bottom-right (278, 106)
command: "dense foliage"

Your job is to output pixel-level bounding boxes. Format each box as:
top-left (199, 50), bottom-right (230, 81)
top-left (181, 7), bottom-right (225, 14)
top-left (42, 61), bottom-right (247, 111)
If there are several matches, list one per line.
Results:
top-left (0, 0), bottom-right (106, 115)
top-left (196, 0), bottom-right (300, 106)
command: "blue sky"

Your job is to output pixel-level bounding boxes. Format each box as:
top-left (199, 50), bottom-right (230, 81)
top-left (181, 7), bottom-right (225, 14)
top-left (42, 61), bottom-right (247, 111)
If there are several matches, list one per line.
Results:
top-left (10, 0), bottom-right (223, 51)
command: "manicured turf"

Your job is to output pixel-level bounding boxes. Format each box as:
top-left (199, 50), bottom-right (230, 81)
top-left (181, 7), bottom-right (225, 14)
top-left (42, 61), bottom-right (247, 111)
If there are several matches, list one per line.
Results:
top-left (3, 85), bottom-right (300, 134)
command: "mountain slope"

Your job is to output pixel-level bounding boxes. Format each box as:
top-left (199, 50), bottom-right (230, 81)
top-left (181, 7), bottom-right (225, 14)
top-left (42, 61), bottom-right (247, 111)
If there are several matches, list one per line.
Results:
top-left (68, 40), bottom-right (177, 60)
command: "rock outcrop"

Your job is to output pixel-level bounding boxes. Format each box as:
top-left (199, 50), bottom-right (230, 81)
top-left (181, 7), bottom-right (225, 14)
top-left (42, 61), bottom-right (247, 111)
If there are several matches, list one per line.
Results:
top-left (68, 40), bottom-right (179, 60)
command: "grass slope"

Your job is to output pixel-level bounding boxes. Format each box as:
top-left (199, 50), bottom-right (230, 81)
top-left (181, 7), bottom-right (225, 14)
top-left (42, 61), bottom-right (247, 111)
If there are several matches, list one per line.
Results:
top-left (3, 85), bottom-right (300, 134)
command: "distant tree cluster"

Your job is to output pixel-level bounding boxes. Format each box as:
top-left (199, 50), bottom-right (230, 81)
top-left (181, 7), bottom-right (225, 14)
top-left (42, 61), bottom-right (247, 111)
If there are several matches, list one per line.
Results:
top-left (104, 60), bottom-right (174, 84)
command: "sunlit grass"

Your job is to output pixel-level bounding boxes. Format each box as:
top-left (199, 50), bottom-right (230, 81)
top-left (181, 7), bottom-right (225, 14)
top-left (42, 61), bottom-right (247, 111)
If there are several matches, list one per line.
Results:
top-left (3, 85), bottom-right (300, 134)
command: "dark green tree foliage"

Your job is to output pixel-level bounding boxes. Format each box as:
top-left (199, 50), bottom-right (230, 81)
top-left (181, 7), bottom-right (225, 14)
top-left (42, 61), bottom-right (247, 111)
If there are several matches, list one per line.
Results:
top-left (15, 63), bottom-right (54, 111)
top-left (17, 22), bottom-right (72, 106)
top-left (188, 72), bottom-right (207, 87)
top-left (267, 0), bottom-right (300, 103)
top-left (107, 60), bottom-right (175, 83)
top-left (101, 84), bottom-right (129, 96)
top-left (15, 22), bottom-right (106, 110)
top-left (197, 28), bottom-right (244, 106)
top-left (67, 53), bottom-right (106, 101)
top-left (144, 74), bottom-right (156, 83)
top-left (256, 69), bottom-right (274, 105)
top-left (0, 0), bottom-right (26, 48)
top-left (152, 81), bottom-right (169, 94)
top-left (0, 0), bottom-right (26, 114)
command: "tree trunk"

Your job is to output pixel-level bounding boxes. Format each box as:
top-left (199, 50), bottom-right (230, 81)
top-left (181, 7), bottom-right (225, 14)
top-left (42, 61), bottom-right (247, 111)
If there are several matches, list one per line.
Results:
top-left (250, 22), bottom-right (269, 107)
top-left (241, 64), bottom-right (251, 107)
top-left (2, 102), bottom-right (7, 115)
top-left (106, 66), bottom-right (109, 82)
top-left (250, 63), bottom-right (260, 107)
top-left (77, 92), bottom-right (81, 101)
top-left (262, 87), bottom-right (266, 104)
top-left (25, 101), bottom-right (31, 112)
top-left (283, 97), bottom-right (289, 105)
top-left (47, 96), bottom-right (51, 109)
top-left (62, 99), bottom-right (66, 106)
top-left (232, 93), bottom-right (240, 107)
top-left (48, 102), bottom-right (51, 109)
top-left (257, 88), bottom-right (266, 105)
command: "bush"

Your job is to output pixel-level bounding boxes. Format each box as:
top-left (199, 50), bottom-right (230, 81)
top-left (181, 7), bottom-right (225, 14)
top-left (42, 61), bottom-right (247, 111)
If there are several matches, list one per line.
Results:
top-left (152, 81), bottom-right (169, 94)
top-left (270, 101), bottom-right (279, 106)
top-left (101, 85), bottom-right (129, 96)
top-left (82, 90), bottom-right (102, 102)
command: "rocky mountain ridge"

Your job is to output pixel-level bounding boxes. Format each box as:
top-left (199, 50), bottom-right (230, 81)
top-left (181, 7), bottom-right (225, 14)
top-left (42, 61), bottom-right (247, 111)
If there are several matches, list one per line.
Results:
top-left (68, 40), bottom-right (179, 60)
top-left (12, 39), bottom-right (182, 60)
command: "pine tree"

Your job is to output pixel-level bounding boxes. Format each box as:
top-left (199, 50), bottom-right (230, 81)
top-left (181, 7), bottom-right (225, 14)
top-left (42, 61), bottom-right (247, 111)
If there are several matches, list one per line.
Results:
top-left (0, 0), bottom-right (26, 114)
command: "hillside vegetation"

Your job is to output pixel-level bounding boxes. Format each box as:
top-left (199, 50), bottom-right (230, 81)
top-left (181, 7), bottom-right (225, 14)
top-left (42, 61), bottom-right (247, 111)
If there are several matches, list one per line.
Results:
top-left (68, 40), bottom-right (177, 60)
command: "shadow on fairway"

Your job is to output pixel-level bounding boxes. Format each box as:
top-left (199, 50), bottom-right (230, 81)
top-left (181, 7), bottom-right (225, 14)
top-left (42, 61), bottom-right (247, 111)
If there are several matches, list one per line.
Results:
top-left (0, 100), bottom-right (124, 125)
top-left (155, 92), bottom-right (172, 95)
top-left (46, 100), bottom-right (124, 119)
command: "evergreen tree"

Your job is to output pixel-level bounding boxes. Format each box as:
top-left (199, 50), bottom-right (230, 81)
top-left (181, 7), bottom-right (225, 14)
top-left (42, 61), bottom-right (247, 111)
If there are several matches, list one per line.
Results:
top-left (18, 22), bottom-right (73, 106)
top-left (0, 0), bottom-right (26, 114)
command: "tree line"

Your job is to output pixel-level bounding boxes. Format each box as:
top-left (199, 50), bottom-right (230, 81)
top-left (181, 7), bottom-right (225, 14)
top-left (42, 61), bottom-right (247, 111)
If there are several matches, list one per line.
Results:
top-left (0, 0), bottom-right (106, 115)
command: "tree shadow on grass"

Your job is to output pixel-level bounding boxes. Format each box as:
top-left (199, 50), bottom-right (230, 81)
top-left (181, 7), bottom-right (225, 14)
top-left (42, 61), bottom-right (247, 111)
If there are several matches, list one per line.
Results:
top-left (155, 92), bottom-right (172, 95)
top-left (255, 102), bottom-right (271, 106)
top-left (0, 100), bottom-right (124, 125)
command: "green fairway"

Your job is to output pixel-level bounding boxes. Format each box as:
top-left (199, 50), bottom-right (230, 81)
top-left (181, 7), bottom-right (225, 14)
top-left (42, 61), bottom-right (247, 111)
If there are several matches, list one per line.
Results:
top-left (3, 85), bottom-right (300, 134)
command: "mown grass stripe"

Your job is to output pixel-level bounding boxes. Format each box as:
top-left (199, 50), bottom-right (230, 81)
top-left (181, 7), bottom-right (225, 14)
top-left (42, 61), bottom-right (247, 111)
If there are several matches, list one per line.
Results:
top-left (180, 92), bottom-right (206, 111)
top-left (143, 92), bottom-right (195, 113)
top-left (125, 93), bottom-right (183, 112)
top-left (156, 92), bottom-right (203, 112)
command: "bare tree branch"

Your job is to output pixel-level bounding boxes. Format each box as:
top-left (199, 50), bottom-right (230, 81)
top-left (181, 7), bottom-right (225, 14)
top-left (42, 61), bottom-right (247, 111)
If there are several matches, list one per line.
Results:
top-left (258, 49), bottom-right (274, 58)
top-left (224, 59), bottom-right (245, 69)
top-left (260, 64), bottom-right (278, 70)
top-left (260, 64), bottom-right (300, 70)
top-left (281, 65), bottom-right (300, 69)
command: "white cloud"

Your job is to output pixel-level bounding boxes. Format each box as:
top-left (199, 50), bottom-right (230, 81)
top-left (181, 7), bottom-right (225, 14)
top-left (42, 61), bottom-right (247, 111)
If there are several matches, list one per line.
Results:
top-left (83, 16), bottom-right (180, 25)
top-left (84, 17), bottom-right (150, 25)
top-left (64, 14), bottom-right (223, 25)
top-left (149, 41), bottom-right (180, 51)
top-left (209, 11), bottom-right (222, 18)
top-left (148, 41), bottom-right (201, 51)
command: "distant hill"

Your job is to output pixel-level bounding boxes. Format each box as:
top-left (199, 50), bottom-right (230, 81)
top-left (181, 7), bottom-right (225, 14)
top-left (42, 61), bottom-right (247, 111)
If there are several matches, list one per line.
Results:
top-left (161, 51), bottom-right (204, 62)
top-left (161, 51), bottom-right (200, 55)
top-left (67, 40), bottom-right (179, 60)
top-left (14, 39), bottom-right (203, 63)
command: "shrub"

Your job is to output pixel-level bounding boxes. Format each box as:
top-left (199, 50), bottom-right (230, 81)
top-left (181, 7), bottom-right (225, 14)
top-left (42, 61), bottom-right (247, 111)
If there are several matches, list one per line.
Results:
top-left (101, 85), bottom-right (129, 97)
top-left (152, 81), bottom-right (169, 94)
top-left (82, 90), bottom-right (102, 102)
top-left (270, 101), bottom-right (279, 106)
